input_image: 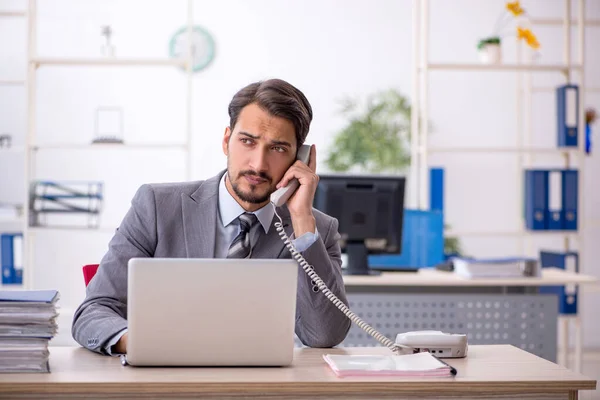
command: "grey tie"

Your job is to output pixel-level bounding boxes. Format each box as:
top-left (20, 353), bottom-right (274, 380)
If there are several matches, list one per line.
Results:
top-left (227, 213), bottom-right (258, 259)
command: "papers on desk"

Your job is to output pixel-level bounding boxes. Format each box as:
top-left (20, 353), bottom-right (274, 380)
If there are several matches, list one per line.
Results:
top-left (452, 257), bottom-right (539, 279)
top-left (0, 290), bottom-right (59, 373)
top-left (323, 352), bottom-right (456, 377)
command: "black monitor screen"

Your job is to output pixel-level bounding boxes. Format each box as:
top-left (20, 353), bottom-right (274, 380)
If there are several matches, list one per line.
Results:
top-left (313, 174), bottom-right (405, 275)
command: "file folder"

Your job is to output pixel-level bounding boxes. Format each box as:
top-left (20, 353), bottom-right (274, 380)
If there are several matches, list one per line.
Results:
top-left (0, 290), bottom-right (59, 303)
top-left (524, 170), bottom-right (548, 230)
top-left (429, 168), bottom-right (444, 212)
top-left (561, 170), bottom-right (578, 230)
top-left (1, 235), bottom-right (13, 284)
top-left (12, 234), bottom-right (23, 284)
top-left (547, 170), bottom-right (563, 230)
top-left (1, 233), bottom-right (22, 285)
top-left (557, 84), bottom-right (579, 147)
top-left (539, 251), bottom-right (578, 314)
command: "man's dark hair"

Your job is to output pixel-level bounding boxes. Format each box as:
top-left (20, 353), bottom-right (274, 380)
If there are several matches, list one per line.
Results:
top-left (228, 79), bottom-right (313, 147)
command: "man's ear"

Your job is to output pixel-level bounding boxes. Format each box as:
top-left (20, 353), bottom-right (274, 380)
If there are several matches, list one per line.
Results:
top-left (222, 127), bottom-right (232, 156)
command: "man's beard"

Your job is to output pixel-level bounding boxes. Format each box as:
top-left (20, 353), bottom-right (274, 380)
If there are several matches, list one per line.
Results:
top-left (229, 169), bottom-right (274, 204)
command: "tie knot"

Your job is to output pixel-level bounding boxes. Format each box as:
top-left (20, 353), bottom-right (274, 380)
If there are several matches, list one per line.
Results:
top-left (238, 213), bottom-right (258, 233)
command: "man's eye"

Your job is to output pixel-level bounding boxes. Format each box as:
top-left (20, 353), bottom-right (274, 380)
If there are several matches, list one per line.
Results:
top-left (241, 138), bottom-right (254, 145)
top-left (273, 146), bottom-right (286, 153)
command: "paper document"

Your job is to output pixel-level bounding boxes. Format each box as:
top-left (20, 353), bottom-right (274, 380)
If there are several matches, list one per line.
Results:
top-left (453, 257), bottom-right (538, 279)
top-left (323, 352), bottom-right (456, 377)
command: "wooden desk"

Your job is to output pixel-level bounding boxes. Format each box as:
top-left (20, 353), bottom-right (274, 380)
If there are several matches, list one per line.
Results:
top-left (342, 268), bottom-right (598, 373)
top-left (0, 346), bottom-right (595, 399)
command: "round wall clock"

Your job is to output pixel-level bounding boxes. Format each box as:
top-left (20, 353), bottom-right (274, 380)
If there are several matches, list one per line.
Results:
top-left (169, 25), bottom-right (215, 72)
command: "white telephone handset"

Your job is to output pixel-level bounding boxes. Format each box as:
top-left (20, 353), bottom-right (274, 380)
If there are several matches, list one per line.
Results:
top-left (270, 144), bottom-right (311, 207)
top-left (270, 144), bottom-right (467, 358)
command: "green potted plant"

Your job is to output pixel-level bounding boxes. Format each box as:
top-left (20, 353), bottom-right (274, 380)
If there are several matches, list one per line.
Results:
top-left (477, 37), bottom-right (502, 64)
top-left (325, 89), bottom-right (411, 174)
top-left (325, 89), bottom-right (462, 256)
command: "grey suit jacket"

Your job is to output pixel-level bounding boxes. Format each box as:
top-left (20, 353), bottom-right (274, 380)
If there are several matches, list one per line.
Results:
top-left (72, 171), bottom-right (351, 354)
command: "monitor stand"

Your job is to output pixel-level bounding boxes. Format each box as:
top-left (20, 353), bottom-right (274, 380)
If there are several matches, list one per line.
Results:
top-left (343, 242), bottom-right (380, 276)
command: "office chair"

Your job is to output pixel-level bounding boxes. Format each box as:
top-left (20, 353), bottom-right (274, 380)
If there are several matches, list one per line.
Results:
top-left (82, 264), bottom-right (99, 287)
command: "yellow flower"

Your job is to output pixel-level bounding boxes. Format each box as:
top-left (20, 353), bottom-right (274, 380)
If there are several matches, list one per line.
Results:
top-left (506, 1), bottom-right (525, 16)
top-left (517, 27), bottom-right (540, 49)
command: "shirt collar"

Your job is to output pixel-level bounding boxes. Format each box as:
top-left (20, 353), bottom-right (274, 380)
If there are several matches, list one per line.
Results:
top-left (218, 173), bottom-right (274, 233)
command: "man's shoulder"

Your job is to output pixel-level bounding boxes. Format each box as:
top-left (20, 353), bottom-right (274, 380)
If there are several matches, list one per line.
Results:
top-left (144, 181), bottom-right (204, 197)
top-left (139, 171), bottom-right (224, 200)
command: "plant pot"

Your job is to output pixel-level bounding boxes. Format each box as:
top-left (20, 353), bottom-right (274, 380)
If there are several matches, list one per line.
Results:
top-left (478, 43), bottom-right (502, 64)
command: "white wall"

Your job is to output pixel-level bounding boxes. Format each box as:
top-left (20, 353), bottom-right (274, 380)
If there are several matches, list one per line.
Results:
top-left (0, 0), bottom-right (599, 348)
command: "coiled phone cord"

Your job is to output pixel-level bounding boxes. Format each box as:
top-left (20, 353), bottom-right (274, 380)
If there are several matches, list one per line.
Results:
top-left (273, 209), bottom-right (412, 355)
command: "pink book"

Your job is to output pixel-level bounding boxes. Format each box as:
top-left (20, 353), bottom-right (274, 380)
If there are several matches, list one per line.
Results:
top-left (323, 352), bottom-right (456, 378)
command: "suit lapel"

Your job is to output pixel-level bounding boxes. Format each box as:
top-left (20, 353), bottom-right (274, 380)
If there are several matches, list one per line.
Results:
top-left (251, 206), bottom-right (293, 259)
top-left (181, 170), bottom-right (293, 259)
top-left (181, 172), bottom-right (224, 258)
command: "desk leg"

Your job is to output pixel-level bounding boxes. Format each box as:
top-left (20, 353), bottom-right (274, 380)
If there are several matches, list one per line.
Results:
top-left (569, 389), bottom-right (579, 400)
top-left (560, 317), bottom-right (569, 368)
top-left (574, 316), bottom-right (582, 373)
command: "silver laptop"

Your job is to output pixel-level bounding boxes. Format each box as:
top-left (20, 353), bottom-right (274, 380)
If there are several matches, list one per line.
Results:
top-left (125, 258), bottom-right (298, 367)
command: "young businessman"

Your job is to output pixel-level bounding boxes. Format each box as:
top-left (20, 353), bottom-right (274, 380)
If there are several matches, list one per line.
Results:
top-left (72, 78), bottom-right (352, 355)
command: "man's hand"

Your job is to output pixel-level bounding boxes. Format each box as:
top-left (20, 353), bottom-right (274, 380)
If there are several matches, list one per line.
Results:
top-left (276, 144), bottom-right (318, 237)
top-left (113, 332), bottom-right (128, 354)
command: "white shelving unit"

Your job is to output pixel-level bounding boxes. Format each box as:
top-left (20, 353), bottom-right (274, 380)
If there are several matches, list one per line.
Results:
top-left (0, 11), bottom-right (27, 17)
top-left (411, 0), bottom-right (588, 372)
top-left (0, 80), bottom-right (26, 86)
top-left (0, 8), bottom-right (27, 268)
top-left (2, 0), bottom-right (196, 293)
top-left (427, 146), bottom-right (581, 154)
top-left (424, 63), bottom-right (582, 72)
top-left (31, 143), bottom-right (189, 150)
top-left (31, 57), bottom-right (187, 67)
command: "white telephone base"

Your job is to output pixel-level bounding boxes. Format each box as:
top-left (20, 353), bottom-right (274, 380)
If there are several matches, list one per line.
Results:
top-left (395, 331), bottom-right (468, 358)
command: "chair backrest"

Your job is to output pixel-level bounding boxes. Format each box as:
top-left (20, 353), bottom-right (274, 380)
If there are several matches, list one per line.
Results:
top-left (82, 264), bottom-right (100, 287)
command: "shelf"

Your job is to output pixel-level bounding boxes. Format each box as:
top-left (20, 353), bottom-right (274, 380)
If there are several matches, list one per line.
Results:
top-left (0, 146), bottom-right (26, 153)
top-left (0, 284), bottom-right (25, 290)
top-left (427, 146), bottom-right (580, 154)
top-left (445, 230), bottom-right (579, 237)
top-left (32, 143), bottom-right (188, 150)
top-left (0, 80), bottom-right (26, 86)
top-left (532, 86), bottom-right (600, 93)
top-left (31, 57), bottom-right (187, 68)
top-left (0, 11), bottom-right (26, 17)
top-left (423, 63), bottom-right (582, 72)
top-left (0, 218), bottom-right (23, 228)
top-left (531, 18), bottom-right (600, 26)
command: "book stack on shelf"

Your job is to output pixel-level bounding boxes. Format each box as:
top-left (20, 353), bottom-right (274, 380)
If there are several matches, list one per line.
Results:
top-left (0, 290), bottom-right (59, 373)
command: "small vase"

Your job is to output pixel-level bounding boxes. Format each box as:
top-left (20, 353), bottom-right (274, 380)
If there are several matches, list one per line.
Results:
top-left (478, 43), bottom-right (502, 64)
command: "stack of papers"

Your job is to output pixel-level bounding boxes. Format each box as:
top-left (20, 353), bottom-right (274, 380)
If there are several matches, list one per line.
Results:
top-left (453, 257), bottom-right (538, 279)
top-left (323, 352), bottom-right (456, 377)
top-left (0, 290), bottom-right (59, 373)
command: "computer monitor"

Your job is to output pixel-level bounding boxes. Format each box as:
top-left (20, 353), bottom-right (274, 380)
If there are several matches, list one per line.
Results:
top-left (313, 174), bottom-right (405, 275)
